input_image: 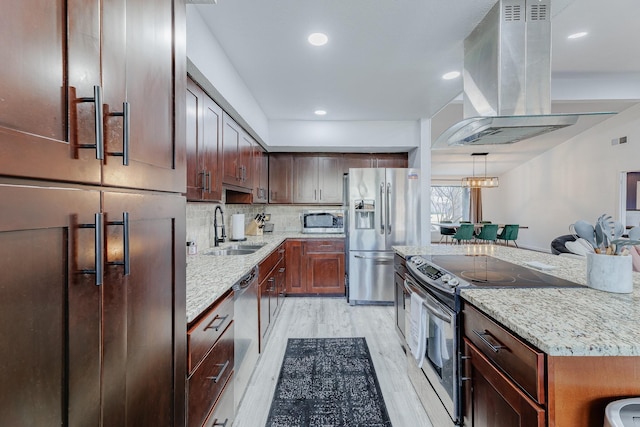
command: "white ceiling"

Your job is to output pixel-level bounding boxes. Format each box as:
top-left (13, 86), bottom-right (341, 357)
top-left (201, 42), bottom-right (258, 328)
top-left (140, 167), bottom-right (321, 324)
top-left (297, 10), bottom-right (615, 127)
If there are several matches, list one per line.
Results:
top-left (194, 0), bottom-right (640, 176)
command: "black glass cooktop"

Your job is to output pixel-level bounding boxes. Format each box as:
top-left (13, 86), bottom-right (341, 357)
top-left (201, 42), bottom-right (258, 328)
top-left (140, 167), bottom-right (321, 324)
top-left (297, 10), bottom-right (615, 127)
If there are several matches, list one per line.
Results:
top-left (429, 255), bottom-right (583, 288)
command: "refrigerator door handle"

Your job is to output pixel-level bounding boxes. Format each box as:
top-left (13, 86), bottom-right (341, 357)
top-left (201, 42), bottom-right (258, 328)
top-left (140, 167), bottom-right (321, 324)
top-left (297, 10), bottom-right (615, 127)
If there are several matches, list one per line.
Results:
top-left (354, 255), bottom-right (394, 262)
top-left (379, 182), bottom-right (385, 235)
top-left (386, 182), bottom-right (392, 235)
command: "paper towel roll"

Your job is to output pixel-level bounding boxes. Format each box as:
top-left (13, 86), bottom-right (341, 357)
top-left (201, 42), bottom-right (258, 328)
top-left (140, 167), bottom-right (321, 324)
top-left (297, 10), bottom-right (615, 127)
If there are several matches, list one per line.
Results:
top-left (232, 214), bottom-right (245, 240)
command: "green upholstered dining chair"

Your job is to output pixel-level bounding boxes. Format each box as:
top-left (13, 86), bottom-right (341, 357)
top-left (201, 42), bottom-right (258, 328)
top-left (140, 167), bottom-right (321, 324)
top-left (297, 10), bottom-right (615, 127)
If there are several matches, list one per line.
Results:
top-left (497, 224), bottom-right (520, 247)
top-left (480, 220), bottom-right (492, 224)
top-left (439, 220), bottom-right (456, 244)
top-left (475, 223), bottom-right (499, 243)
top-left (452, 223), bottom-right (475, 244)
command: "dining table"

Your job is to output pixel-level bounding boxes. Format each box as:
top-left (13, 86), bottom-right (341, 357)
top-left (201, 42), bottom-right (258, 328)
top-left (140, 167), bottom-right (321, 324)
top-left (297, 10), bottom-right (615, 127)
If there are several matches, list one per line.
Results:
top-left (432, 222), bottom-right (529, 230)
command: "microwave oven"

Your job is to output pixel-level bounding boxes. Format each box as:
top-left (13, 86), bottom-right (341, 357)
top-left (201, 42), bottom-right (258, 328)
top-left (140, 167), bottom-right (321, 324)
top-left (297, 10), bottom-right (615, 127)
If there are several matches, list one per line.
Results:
top-left (301, 210), bottom-right (345, 234)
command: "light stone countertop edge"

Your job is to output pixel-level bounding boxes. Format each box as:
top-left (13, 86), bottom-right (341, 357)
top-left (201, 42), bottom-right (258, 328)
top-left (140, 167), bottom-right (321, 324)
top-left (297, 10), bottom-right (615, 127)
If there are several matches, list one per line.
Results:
top-left (393, 244), bottom-right (640, 357)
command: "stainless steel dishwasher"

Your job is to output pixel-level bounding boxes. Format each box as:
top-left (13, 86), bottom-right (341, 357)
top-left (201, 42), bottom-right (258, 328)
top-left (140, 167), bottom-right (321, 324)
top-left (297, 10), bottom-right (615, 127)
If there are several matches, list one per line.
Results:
top-left (233, 267), bottom-right (259, 411)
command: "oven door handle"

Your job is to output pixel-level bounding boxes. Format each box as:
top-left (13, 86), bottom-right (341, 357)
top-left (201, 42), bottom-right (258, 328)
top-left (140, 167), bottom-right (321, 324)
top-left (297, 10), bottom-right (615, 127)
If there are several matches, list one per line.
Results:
top-left (404, 279), bottom-right (453, 323)
top-left (423, 301), bottom-right (452, 323)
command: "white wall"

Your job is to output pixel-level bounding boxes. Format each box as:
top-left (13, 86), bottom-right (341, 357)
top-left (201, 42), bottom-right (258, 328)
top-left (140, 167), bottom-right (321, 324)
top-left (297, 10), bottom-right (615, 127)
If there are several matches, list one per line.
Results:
top-left (483, 103), bottom-right (640, 252)
top-left (186, 6), bottom-right (270, 143)
top-left (268, 120), bottom-right (419, 152)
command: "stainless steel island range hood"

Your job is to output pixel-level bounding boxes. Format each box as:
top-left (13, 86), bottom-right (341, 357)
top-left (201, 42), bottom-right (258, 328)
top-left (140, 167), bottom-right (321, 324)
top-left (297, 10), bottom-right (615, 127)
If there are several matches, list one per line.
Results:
top-left (434, 0), bottom-right (614, 147)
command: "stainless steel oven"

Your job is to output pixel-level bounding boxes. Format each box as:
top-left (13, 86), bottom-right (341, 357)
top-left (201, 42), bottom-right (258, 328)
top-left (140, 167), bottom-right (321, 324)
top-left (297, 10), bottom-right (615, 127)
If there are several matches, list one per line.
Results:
top-left (403, 253), bottom-right (584, 426)
top-left (404, 273), bottom-right (460, 426)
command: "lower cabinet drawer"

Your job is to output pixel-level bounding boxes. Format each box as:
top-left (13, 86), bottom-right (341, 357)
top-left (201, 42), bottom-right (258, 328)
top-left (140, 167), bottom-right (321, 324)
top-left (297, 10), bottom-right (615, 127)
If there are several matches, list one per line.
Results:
top-left (305, 239), bottom-right (344, 253)
top-left (203, 373), bottom-right (235, 427)
top-left (464, 304), bottom-right (545, 404)
top-left (188, 323), bottom-right (235, 427)
top-left (188, 291), bottom-right (234, 373)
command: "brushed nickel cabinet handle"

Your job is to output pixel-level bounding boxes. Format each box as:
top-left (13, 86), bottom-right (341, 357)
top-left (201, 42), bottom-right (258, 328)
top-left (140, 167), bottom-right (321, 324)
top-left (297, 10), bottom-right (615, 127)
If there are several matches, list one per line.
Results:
top-left (106, 212), bottom-right (130, 276)
top-left (77, 85), bottom-right (104, 160)
top-left (108, 102), bottom-right (130, 165)
top-left (207, 360), bottom-right (230, 383)
top-left (212, 418), bottom-right (229, 427)
top-left (472, 329), bottom-right (507, 353)
top-left (78, 213), bottom-right (104, 286)
top-left (204, 314), bottom-right (229, 332)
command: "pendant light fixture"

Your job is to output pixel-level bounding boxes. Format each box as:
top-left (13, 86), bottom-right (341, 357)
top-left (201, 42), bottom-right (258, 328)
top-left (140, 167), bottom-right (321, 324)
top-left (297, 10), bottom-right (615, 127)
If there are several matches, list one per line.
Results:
top-left (461, 153), bottom-right (499, 188)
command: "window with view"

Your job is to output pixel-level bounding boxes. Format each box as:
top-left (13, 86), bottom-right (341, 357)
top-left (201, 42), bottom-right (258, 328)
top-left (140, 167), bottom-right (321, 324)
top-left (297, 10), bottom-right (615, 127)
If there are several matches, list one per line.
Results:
top-left (431, 186), bottom-right (470, 223)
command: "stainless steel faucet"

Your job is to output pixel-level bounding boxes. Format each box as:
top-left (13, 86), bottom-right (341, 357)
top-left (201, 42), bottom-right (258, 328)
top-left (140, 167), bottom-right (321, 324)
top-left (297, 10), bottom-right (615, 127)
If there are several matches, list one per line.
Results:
top-left (214, 206), bottom-right (226, 246)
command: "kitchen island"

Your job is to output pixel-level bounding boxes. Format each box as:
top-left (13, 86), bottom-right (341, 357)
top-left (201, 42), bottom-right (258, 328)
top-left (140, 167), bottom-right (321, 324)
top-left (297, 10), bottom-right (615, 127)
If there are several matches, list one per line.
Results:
top-left (393, 244), bottom-right (640, 426)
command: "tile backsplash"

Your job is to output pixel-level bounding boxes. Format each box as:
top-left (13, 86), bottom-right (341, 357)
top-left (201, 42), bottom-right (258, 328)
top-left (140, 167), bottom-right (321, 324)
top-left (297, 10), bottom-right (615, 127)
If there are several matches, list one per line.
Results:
top-left (186, 201), bottom-right (339, 249)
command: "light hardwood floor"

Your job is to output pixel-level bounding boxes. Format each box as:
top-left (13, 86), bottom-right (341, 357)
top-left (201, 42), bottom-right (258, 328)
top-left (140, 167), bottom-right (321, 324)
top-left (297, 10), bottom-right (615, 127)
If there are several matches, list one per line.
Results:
top-left (234, 297), bottom-right (433, 427)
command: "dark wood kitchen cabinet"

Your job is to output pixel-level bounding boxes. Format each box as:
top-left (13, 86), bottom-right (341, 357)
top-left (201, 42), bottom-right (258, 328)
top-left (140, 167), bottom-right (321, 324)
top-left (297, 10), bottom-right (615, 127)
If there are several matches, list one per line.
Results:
top-left (462, 303), bottom-right (640, 427)
top-left (285, 239), bottom-right (345, 295)
top-left (0, 0), bottom-right (185, 193)
top-left (187, 290), bottom-right (234, 427)
top-left (0, 184), bottom-right (187, 427)
top-left (222, 113), bottom-right (253, 191)
top-left (253, 145), bottom-right (269, 203)
top-left (259, 244), bottom-right (286, 351)
top-left (269, 153), bottom-right (294, 203)
top-left (293, 155), bottom-right (344, 204)
top-left (462, 303), bottom-right (545, 427)
top-left (342, 153), bottom-right (408, 171)
top-left (186, 78), bottom-right (223, 201)
top-left (0, 0), bottom-right (187, 425)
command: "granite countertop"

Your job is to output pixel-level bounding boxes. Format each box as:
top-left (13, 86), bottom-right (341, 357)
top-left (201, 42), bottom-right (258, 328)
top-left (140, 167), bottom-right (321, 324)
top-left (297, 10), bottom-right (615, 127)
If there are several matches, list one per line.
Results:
top-left (186, 232), bottom-right (345, 323)
top-left (393, 244), bottom-right (640, 357)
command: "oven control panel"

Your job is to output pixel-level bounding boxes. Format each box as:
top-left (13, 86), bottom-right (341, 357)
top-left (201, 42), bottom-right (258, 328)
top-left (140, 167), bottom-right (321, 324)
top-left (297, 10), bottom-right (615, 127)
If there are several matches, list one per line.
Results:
top-left (407, 256), bottom-right (465, 291)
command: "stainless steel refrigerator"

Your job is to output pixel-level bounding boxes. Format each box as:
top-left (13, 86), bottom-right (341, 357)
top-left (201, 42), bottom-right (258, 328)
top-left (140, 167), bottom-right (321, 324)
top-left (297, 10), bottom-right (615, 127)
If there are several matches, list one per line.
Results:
top-left (346, 168), bottom-right (421, 304)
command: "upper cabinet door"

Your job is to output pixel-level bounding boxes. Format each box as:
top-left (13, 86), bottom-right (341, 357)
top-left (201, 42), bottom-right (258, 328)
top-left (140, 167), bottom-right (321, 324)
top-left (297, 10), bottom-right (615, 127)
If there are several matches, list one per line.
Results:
top-left (269, 154), bottom-right (293, 203)
top-left (0, 0), bottom-right (102, 184)
top-left (202, 94), bottom-right (223, 201)
top-left (293, 156), bottom-right (319, 203)
top-left (186, 78), bottom-right (223, 202)
top-left (0, 0), bottom-right (185, 192)
top-left (222, 113), bottom-right (241, 186)
top-left (318, 156), bottom-right (344, 203)
top-left (102, 0), bottom-right (185, 192)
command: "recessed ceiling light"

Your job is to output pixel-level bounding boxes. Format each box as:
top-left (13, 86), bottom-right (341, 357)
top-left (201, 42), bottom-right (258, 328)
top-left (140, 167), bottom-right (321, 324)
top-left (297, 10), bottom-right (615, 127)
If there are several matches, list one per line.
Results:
top-left (442, 71), bottom-right (461, 80)
top-left (314, 110), bottom-right (327, 116)
top-left (308, 33), bottom-right (328, 46)
top-left (568, 31), bottom-right (588, 39)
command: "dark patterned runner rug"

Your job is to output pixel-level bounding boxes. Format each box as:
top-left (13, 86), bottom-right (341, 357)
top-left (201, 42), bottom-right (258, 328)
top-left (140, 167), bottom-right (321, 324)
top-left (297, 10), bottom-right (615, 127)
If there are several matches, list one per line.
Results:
top-left (265, 337), bottom-right (392, 427)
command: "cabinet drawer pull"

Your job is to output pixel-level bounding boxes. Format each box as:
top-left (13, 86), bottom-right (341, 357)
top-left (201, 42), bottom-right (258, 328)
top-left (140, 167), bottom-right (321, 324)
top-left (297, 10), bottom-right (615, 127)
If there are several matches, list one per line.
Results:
top-left (212, 419), bottom-right (229, 427)
top-left (278, 267), bottom-right (285, 273)
top-left (107, 101), bottom-right (130, 165)
top-left (204, 314), bottom-right (229, 332)
top-left (77, 85), bottom-right (105, 160)
top-left (106, 212), bottom-right (131, 276)
top-left (207, 360), bottom-right (230, 383)
top-left (77, 213), bottom-right (104, 286)
top-left (207, 172), bottom-right (212, 193)
top-left (473, 329), bottom-right (507, 353)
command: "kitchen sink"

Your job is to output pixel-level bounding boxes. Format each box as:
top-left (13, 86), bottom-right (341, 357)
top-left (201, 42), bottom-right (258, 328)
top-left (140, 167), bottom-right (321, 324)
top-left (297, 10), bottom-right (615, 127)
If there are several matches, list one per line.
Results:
top-left (205, 248), bottom-right (257, 256)
top-left (204, 243), bottom-right (266, 256)
top-left (228, 243), bottom-right (266, 250)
